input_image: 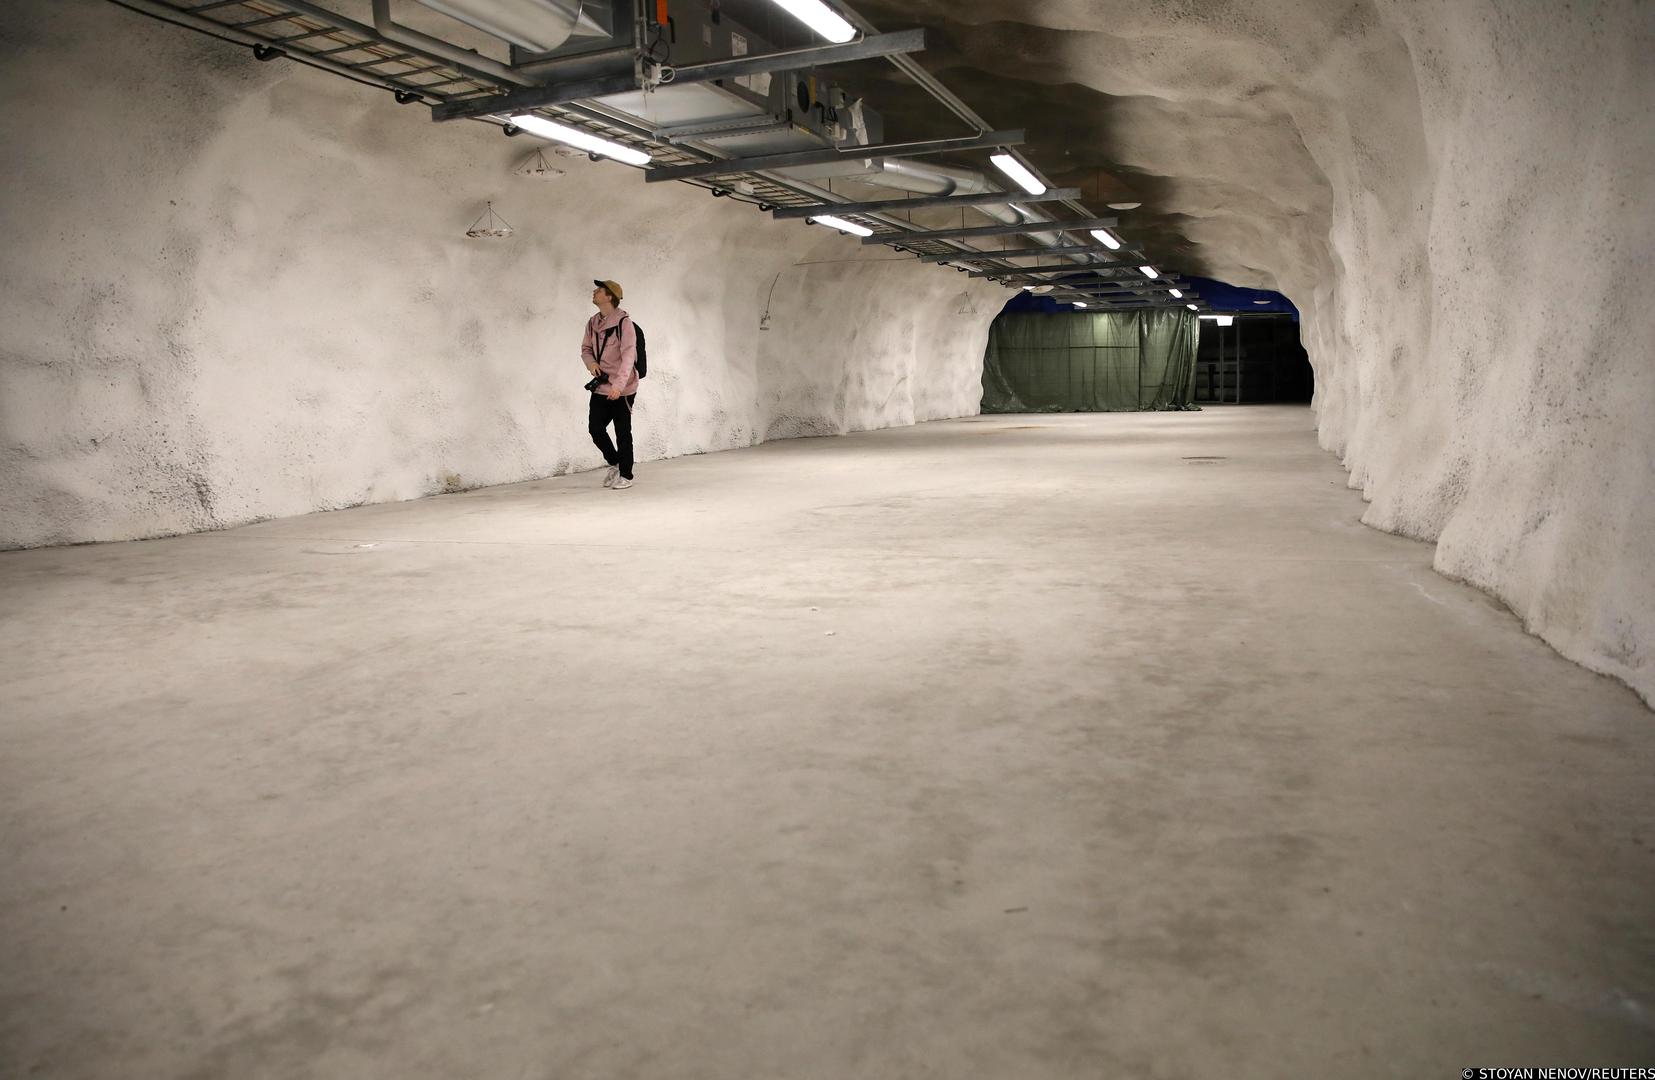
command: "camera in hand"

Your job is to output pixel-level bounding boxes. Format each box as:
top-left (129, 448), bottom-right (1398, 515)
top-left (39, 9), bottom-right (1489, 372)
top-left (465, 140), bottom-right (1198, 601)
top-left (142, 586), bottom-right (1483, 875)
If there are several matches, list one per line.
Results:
top-left (584, 371), bottom-right (608, 392)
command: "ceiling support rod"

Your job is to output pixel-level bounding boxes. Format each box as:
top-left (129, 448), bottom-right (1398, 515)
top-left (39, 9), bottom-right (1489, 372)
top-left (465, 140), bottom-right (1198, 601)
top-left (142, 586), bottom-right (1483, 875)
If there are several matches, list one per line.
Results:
top-left (770, 187), bottom-right (1081, 220)
top-left (913, 243), bottom-right (1131, 264)
top-left (431, 28), bottom-right (933, 122)
top-left (646, 129), bottom-right (1025, 184)
top-left (861, 215), bottom-right (1117, 245)
top-left (969, 263), bottom-right (1138, 278)
top-left (1045, 286), bottom-right (1192, 297)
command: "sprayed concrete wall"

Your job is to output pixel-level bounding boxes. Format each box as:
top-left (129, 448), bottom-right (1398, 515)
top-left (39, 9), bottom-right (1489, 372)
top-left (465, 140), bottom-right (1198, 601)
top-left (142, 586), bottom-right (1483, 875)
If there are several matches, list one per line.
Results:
top-left (0, 1), bottom-right (1004, 549)
top-left (3, 1), bottom-right (1651, 704)
top-left (874, 0), bottom-right (1653, 705)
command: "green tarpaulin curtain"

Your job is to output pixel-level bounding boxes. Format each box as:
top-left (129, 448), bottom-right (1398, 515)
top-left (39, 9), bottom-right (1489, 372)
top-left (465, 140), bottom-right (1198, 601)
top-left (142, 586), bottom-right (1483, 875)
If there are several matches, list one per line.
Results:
top-left (981, 309), bottom-right (1200, 412)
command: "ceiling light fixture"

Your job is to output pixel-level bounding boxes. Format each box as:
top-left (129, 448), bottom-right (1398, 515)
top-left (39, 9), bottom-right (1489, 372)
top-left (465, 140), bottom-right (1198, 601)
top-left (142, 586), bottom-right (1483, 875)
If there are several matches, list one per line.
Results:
top-left (1187, 303), bottom-right (1198, 311)
top-left (810, 214), bottom-right (873, 237)
top-left (509, 114), bottom-right (651, 166)
top-left (1073, 301), bottom-right (1088, 308)
top-left (1168, 288), bottom-right (1183, 298)
top-left (990, 153), bottom-right (1047, 195)
top-left (1089, 228), bottom-right (1122, 251)
top-left (766, 0), bottom-right (856, 43)
top-left (1138, 265), bottom-right (1158, 278)
top-left (1106, 201), bottom-right (1142, 210)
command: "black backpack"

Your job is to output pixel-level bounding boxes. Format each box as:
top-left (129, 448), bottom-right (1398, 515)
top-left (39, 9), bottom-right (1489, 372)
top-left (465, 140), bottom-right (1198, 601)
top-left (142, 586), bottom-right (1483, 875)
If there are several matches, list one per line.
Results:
top-left (602, 316), bottom-right (648, 379)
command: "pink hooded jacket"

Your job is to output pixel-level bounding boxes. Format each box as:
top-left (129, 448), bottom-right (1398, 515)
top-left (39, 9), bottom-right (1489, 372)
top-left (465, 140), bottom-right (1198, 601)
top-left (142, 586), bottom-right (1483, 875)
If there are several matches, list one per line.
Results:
top-left (581, 308), bottom-right (639, 397)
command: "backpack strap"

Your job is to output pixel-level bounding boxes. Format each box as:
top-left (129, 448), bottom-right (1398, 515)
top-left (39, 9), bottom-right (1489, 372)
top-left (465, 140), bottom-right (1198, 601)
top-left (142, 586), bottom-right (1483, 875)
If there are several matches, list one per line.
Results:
top-left (600, 315), bottom-right (631, 361)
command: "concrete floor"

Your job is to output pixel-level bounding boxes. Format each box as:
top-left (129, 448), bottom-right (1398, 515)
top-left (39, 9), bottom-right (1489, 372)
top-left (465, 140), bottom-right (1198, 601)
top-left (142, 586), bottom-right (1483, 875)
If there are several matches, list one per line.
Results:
top-left (1, 406), bottom-right (1651, 1079)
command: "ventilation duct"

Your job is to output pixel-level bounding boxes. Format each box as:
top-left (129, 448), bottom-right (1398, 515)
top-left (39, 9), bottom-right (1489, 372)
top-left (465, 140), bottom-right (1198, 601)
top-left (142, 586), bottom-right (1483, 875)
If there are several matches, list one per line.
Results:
top-left (854, 160), bottom-right (1073, 252)
top-left (522, 3), bottom-right (1074, 259)
top-left (855, 159), bottom-right (987, 197)
top-left (591, 3), bottom-right (880, 164)
top-left (409, 0), bottom-right (611, 52)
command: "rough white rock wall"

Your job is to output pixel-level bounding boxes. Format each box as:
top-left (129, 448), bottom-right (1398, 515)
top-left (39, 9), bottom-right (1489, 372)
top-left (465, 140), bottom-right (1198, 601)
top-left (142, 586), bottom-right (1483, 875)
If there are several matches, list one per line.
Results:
top-left (0, 0), bottom-right (1003, 549)
top-left (5, 2), bottom-right (1650, 704)
top-left (912, 0), bottom-right (1654, 704)
top-left (1352, 1), bottom-right (1655, 710)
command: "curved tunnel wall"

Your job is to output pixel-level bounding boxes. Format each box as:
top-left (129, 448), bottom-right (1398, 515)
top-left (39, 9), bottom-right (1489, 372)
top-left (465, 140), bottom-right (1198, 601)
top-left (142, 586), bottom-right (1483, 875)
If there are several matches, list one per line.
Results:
top-left (1, 1), bottom-right (1650, 704)
top-left (888, 0), bottom-right (1651, 703)
top-left (0, 1), bottom-right (1005, 548)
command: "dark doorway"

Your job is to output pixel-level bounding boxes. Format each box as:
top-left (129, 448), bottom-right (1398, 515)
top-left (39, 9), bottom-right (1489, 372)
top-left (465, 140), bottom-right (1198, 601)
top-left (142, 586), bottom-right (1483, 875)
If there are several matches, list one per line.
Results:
top-left (1194, 316), bottom-right (1313, 404)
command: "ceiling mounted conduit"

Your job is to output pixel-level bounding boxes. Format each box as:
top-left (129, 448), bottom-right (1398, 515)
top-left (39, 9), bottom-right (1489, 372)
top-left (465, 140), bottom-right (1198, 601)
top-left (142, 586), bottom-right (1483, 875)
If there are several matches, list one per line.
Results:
top-left (107, 0), bottom-right (1193, 307)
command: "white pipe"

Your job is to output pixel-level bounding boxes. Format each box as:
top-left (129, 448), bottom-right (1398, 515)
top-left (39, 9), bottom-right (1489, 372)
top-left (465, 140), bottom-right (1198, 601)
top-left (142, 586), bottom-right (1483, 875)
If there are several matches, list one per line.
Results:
top-left (865, 159), bottom-right (989, 196)
top-left (858, 160), bottom-right (1018, 224)
top-left (857, 159), bottom-right (1076, 253)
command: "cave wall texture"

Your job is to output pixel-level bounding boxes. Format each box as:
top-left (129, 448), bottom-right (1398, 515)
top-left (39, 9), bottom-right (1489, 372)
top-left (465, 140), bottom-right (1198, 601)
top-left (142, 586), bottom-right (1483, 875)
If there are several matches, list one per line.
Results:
top-left (846, 0), bottom-right (1651, 704)
top-left (0, 0), bottom-right (1005, 548)
top-left (1, 0), bottom-right (1651, 703)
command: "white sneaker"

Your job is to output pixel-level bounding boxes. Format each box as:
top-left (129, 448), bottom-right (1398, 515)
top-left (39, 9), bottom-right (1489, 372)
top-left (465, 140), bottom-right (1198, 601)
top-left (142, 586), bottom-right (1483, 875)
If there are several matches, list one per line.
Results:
top-left (602, 466), bottom-right (619, 488)
top-left (612, 477), bottom-right (633, 490)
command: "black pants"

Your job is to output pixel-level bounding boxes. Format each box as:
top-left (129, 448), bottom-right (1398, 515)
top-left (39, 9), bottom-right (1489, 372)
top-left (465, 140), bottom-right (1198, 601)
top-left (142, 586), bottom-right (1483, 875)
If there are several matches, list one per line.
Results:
top-left (588, 392), bottom-right (636, 479)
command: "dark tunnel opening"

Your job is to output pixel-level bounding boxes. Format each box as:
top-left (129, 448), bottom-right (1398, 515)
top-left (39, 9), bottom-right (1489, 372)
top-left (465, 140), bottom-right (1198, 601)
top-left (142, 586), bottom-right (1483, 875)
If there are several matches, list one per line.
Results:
top-left (1195, 316), bottom-right (1313, 405)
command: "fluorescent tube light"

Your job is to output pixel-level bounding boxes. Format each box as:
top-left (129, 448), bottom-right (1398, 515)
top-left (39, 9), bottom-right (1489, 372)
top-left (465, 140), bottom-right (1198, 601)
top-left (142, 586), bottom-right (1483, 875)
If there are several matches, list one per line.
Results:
top-left (1168, 288), bottom-right (1183, 298)
top-left (766, 0), bottom-right (855, 43)
top-left (1138, 265), bottom-right (1158, 278)
top-left (1089, 228), bottom-right (1122, 251)
top-left (1072, 302), bottom-right (1088, 309)
top-left (810, 214), bottom-right (873, 237)
top-left (510, 114), bottom-right (650, 166)
top-left (1186, 303), bottom-right (1198, 310)
top-left (990, 154), bottom-right (1047, 195)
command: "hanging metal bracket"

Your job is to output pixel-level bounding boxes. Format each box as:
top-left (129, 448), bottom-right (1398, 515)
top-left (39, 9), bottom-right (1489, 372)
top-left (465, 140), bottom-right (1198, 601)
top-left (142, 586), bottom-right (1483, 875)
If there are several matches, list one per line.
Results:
top-left (860, 215), bottom-right (1117, 245)
top-left (431, 28), bottom-right (934, 122)
top-left (770, 187), bottom-right (1083, 220)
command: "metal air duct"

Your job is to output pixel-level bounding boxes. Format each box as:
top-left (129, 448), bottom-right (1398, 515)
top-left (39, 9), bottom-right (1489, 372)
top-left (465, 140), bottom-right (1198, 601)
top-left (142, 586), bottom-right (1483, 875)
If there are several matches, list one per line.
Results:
top-left (855, 160), bottom-right (1074, 252)
top-left (409, 0), bottom-right (611, 52)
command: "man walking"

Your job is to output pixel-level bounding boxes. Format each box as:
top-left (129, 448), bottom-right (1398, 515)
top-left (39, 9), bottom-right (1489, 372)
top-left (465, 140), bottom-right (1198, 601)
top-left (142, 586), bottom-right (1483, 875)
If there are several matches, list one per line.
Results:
top-left (582, 278), bottom-right (639, 490)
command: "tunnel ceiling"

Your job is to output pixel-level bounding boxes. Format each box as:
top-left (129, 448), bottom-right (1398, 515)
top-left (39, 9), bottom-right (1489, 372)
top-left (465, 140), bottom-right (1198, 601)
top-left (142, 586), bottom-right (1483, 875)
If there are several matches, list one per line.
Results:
top-left (98, 0), bottom-right (1275, 303)
top-left (810, 0), bottom-right (1210, 275)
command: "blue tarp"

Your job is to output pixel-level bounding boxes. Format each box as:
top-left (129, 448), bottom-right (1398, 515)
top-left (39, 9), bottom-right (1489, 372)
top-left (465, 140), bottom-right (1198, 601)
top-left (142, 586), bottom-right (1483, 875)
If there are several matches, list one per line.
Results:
top-left (1180, 276), bottom-right (1298, 318)
top-left (1000, 274), bottom-right (1297, 319)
